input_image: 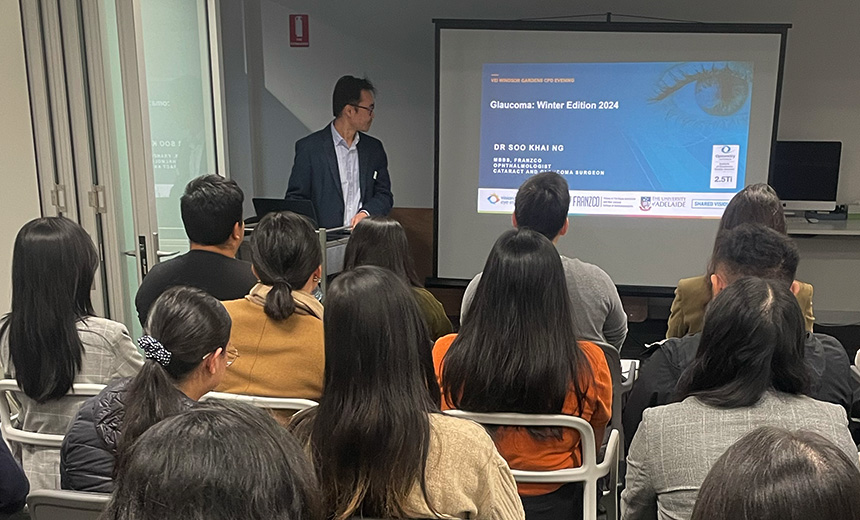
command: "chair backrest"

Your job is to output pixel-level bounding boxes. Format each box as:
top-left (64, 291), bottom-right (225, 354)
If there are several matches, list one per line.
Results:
top-left (597, 343), bottom-right (625, 442)
top-left (0, 379), bottom-right (105, 448)
top-left (620, 359), bottom-right (640, 395)
top-left (200, 391), bottom-right (318, 412)
top-left (444, 410), bottom-right (620, 520)
top-left (27, 489), bottom-right (109, 520)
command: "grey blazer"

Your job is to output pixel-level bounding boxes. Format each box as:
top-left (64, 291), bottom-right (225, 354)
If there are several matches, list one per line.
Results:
top-left (1, 317), bottom-right (143, 491)
top-left (621, 391), bottom-right (858, 520)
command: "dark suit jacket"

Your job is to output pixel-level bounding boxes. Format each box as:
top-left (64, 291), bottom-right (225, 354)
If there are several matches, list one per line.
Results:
top-left (286, 125), bottom-right (394, 229)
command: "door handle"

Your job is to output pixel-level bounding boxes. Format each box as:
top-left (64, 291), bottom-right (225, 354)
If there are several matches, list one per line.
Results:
top-left (123, 250), bottom-right (179, 258)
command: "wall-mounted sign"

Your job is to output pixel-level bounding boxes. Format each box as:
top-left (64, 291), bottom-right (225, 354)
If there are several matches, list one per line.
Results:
top-left (289, 14), bottom-right (309, 47)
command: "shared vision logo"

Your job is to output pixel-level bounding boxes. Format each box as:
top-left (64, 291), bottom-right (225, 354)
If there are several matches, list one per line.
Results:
top-left (487, 193), bottom-right (501, 204)
top-left (639, 196), bottom-right (652, 211)
top-left (721, 145), bottom-right (732, 153)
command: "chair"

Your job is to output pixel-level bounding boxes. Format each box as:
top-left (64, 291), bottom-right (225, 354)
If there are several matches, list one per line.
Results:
top-left (444, 410), bottom-right (620, 520)
top-left (0, 379), bottom-right (105, 449)
top-left (620, 359), bottom-right (640, 395)
top-left (597, 344), bottom-right (625, 444)
top-left (27, 489), bottom-right (109, 520)
top-left (200, 391), bottom-right (318, 413)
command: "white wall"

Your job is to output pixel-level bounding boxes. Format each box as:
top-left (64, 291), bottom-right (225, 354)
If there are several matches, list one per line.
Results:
top-left (222, 0), bottom-right (860, 316)
top-left (0, 0), bottom-right (41, 315)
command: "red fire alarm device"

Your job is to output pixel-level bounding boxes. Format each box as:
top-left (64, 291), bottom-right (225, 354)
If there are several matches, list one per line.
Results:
top-left (289, 15), bottom-right (309, 47)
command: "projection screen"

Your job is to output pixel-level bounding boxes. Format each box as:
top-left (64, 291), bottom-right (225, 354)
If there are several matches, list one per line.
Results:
top-left (434, 20), bottom-right (789, 289)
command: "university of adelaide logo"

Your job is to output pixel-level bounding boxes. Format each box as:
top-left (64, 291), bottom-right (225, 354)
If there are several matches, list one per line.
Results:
top-left (487, 193), bottom-right (501, 205)
top-left (639, 196), bottom-right (652, 211)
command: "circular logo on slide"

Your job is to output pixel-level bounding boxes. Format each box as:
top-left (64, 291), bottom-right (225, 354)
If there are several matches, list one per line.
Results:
top-left (721, 145), bottom-right (732, 153)
top-left (487, 193), bottom-right (501, 204)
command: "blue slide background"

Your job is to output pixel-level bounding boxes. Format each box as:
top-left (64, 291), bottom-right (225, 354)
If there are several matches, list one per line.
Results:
top-left (479, 62), bottom-right (753, 191)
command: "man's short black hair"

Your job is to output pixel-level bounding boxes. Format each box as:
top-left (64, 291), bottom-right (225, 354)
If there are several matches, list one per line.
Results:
top-left (712, 223), bottom-right (799, 286)
top-left (514, 171), bottom-right (570, 240)
top-left (332, 75), bottom-right (375, 118)
top-left (180, 175), bottom-right (244, 245)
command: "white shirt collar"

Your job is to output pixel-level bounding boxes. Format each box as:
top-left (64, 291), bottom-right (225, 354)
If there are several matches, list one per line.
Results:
top-left (330, 121), bottom-right (359, 149)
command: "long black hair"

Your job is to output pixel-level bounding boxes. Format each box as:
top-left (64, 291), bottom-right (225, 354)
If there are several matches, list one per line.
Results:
top-left (677, 277), bottom-right (809, 407)
top-left (2, 217), bottom-right (97, 402)
top-left (441, 228), bottom-right (590, 418)
top-left (290, 266), bottom-right (439, 520)
top-left (692, 426), bottom-right (860, 520)
top-left (251, 211), bottom-right (321, 320)
top-left (105, 400), bottom-right (323, 520)
top-left (117, 286), bottom-right (231, 469)
top-left (342, 217), bottom-right (422, 287)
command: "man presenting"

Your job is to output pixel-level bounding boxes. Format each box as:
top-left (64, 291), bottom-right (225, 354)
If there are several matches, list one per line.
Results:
top-left (286, 76), bottom-right (393, 229)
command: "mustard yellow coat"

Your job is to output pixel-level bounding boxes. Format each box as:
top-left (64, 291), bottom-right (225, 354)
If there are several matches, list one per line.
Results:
top-left (666, 275), bottom-right (815, 338)
top-left (217, 285), bottom-right (324, 401)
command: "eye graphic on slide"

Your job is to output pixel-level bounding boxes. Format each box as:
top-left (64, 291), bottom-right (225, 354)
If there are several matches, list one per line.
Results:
top-left (650, 62), bottom-right (752, 127)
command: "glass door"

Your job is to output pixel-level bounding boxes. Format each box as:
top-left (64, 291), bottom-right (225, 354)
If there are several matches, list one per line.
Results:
top-left (139, 0), bottom-right (219, 254)
top-left (19, 0), bottom-right (224, 337)
top-left (84, 0), bottom-right (225, 335)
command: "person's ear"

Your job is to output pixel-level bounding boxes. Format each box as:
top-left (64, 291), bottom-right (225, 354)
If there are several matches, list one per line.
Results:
top-left (558, 218), bottom-right (570, 237)
top-left (232, 222), bottom-right (243, 241)
top-left (710, 273), bottom-right (726, 298)
top-left (790, 280), bottom-right (800, 295)
top-left (205, 348), bottom-right (223, 375)
top-left (314, 265), bottom-right (323, 280)
top-left (511, 214), bottom-right (518, 228)
top-left (251, 265), bottom-right (260, 281)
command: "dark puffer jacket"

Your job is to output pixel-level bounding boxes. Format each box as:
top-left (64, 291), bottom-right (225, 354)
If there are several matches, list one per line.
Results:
top-left (60, 377), bottom-right (130, 493)
top-left (60, 377), bottom-right (194, 492)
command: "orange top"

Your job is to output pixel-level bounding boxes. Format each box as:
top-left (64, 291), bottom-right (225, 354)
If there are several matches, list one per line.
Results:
top-left (432, 333), bottom-right (613, 496)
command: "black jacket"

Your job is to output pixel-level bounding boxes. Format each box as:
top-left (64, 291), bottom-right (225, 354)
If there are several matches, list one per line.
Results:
top-left (60, 378), bottom-right (130, 493)
top-left (60, 378), bottom-right (194, 492)
top-left (0, 438), bottom-right (28, 514)
top-left (622, 332), bottom-right (857, 454)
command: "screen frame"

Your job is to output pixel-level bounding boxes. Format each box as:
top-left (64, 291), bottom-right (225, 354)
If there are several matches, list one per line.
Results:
top-left (431, 19), bottom-right (791, 292)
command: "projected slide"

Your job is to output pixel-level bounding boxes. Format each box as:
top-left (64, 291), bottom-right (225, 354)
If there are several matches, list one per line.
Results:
top-left (478, 62), bottom-right (753, 217)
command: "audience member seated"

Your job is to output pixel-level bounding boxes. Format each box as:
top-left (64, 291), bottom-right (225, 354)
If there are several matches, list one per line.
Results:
top-left (667, 183), bottom-right (814, 337)
top-left (101, 400), bottom-right (322, 520)
top-left (343, 216), bottom-right (452, 340)
top-left (290, 266), bottom-right (523, 520)
top-left (622, 277), bottom-right (858, 520)
top-left (435, 228), bottom-right (612, 520)
top-left (61, 286), bottom-right (234, 492)
top-left (461, 171), bottom-right (626, 351)
top-left (134, 174), bottom-right (257, 325)
top-left (0, 438), bottom-right (28, 515)
top-left (623, 224), bottom-right (855, 451)
top-left (216, 211), bottom-right (324, 420)
top-left (691, 426), bottom-right (860, 520)
top-left (0, 217), bottom-right (143, 490)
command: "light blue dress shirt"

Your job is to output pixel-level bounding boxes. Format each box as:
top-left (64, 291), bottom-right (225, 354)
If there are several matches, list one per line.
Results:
top-left (331, 123), bottom-right (362, 227)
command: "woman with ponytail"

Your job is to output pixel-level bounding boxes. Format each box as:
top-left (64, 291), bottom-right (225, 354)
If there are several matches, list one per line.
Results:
top-left (60, 286), bottom-right (233, 492)
top-left (0, 217), bottom-right (143, 490)
top-left (216, 211), bottom-right (324, 420)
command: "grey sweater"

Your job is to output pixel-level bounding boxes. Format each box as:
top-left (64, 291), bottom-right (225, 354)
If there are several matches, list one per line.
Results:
top-left (461, 255), bottom-right (627, 351)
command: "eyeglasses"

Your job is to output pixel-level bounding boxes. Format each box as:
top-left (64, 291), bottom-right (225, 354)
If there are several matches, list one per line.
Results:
top-left (203, 347), bottom-right (240, 367)
top-left (350, 103), bottom-right (375, 115)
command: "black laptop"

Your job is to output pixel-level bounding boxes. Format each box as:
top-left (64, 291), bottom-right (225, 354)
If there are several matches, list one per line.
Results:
top-left (248, 198), bottom-right (318, 227)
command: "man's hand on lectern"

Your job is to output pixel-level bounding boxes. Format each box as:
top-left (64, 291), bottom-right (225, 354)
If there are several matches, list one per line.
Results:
top-left (350, 210), bottom-right (370, 228)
